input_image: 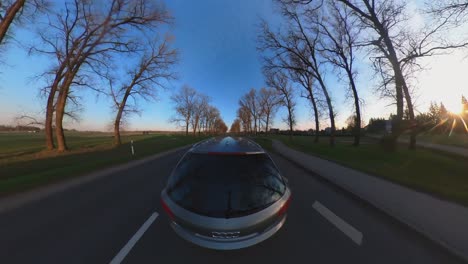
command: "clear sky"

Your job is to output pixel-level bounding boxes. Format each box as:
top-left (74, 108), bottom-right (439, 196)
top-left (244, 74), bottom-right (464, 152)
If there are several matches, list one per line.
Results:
top-left (0, 0), bottom-right (467, 132)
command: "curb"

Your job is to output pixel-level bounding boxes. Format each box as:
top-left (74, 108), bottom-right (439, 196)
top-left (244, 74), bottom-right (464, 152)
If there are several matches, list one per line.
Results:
top-left (0, 144), bottom-right (192, 214)
top-left (272, 140), bottom-right (468, 263)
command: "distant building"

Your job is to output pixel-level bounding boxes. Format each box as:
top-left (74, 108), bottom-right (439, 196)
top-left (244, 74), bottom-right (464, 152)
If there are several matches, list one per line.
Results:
top-left (269, 128), bottom-right (279, 134)
top-left (324, 127), bottom-right (331, 134)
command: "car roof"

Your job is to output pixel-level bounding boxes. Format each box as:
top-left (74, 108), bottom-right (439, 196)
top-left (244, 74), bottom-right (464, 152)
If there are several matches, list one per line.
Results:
top-left (190, 136), bottom-right (264, 154)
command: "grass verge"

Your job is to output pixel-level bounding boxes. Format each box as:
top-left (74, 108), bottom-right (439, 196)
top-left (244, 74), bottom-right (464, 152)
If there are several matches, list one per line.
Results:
top-left (0, 134), bottom-right (205, 196)
top-left (401, 133), bottom-right (468, 149)
top-left (256, 135), bottom-right (468, 207)
top-left (252, 137), bottom-right (274, 152)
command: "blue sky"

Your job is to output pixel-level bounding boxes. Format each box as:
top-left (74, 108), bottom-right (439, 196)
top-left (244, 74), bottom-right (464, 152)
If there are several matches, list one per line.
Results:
top-left (0, 0), bottom-right (467, 131)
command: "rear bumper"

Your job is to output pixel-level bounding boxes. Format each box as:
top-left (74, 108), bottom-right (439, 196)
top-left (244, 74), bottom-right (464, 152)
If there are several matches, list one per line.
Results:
top-left (170, 215), bottom-right (287, 250)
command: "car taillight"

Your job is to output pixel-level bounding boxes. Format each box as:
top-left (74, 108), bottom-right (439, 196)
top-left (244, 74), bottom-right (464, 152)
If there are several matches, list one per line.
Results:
top-left (277, 195), bottom-right (291, 216)
top-left (161, 198), bottom-right (175, 220)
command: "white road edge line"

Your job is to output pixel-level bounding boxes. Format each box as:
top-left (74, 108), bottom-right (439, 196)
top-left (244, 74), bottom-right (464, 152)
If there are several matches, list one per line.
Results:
top-left (312, 201), bottom-right (363, 246)
top-left (110, 212), bottom-right (159, 264)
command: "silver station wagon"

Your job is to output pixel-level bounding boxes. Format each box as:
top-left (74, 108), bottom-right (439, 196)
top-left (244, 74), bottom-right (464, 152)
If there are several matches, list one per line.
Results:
top-left (161, 136), bottom-right (291, 250)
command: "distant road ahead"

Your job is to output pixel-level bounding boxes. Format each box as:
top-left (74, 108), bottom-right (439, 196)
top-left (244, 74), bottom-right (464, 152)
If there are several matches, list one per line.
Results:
top-left (0, 149), bottom-right (463, 263)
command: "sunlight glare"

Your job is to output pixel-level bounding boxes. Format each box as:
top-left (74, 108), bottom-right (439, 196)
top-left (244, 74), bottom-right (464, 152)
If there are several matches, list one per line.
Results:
top-left (460, 116), bottom-right (468, 133)
top-left (449, 119), bottom-right (457, 137)
top-left (445, 100), bottom-right (464, 115)
top-left (416, 50), bottom-right (467, 115)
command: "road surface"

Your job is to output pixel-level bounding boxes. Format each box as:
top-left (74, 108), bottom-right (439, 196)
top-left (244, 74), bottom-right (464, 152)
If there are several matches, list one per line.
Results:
top-left (0, 149), bottom-right (463, 263)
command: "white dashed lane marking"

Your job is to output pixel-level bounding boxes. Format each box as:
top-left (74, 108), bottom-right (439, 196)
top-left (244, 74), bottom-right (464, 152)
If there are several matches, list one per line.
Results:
top-left (312, 201), bottom-right (363, 245)
top-left (110, 212), bottom-right (159, 264)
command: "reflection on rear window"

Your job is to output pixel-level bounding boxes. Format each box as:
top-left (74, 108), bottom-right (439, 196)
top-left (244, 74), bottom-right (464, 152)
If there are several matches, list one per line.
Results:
top-left (167, 153), bottom-right (286, 218)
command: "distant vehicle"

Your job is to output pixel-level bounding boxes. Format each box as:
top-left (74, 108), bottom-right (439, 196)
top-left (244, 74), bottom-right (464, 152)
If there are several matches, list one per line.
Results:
top-left (161, 136), bottom-right (291, 250)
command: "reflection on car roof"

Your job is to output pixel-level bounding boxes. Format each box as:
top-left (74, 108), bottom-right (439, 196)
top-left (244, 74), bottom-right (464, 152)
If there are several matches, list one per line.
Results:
top-left (190, 136), bottom-right (264, 154)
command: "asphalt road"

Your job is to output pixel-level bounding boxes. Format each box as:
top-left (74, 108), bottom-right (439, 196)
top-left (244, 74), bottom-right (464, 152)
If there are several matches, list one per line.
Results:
top-left (0, 149), bottom-right (464, 264)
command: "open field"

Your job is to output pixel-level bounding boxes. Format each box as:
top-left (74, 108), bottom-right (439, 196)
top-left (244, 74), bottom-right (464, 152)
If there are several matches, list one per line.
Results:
top-left (0, 131), bottom-right (175, 161)
top-left (255, 135), bottom-right (468, 207)
top-left (0, 132), bottom-right (205, 195)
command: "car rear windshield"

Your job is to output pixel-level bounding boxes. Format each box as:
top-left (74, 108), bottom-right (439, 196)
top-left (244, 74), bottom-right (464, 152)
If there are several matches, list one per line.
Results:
top-left (167, 152), bottom-right (286, 218)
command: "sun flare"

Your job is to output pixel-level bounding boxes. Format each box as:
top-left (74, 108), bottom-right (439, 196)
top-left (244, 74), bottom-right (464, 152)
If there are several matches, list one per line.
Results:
top-left (445, 101), bottom-right (464, 115)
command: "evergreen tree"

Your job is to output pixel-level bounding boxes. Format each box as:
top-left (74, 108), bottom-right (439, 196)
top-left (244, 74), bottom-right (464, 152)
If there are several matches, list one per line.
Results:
top-left (439, 103), bottom-right (448, 119)
top-left (462, 95), bottom-right (468, 114)
top-left (428, 101), bottom-right (440, 125)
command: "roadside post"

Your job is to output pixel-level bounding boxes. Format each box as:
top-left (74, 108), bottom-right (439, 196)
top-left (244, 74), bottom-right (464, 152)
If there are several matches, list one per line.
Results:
top-left (131, 140), bottom-right (135, 156)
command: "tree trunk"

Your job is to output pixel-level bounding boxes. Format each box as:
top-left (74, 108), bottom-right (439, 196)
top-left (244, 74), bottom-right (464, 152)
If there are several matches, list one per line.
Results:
top-left (307, 86), bottom-right (319, 144)
top-left (402, 83), bottom-right (417, 149)
top-left (44, 63), bottom-right (68, 151)
top-left (193, 116), bottom-right (199, 136)
top-left (354, 112), bottom-right (361, 146)
top-left (45, 89), bottom-right (56, 150)
top-left (54, 72), bottom-right (77, 152)
top-left (346, 69), bottom-right (361, 146)
top-left (185, 121), bottom-right (189, 136)
top-left (114, 120), bottom-right (121, 146)
top-left (0, 0), bottom-right (25, 44)
top-left (55, 91), bottom-right (68, 152)
top-left (254, 117), bottom-right (257, 135)
top-left (288, 108), bottom-right (293, 141)
top-left (379, 25), bottom-right (405, 149)
top-left (114, 95), bottom-right (129, 146)
top-left (265, 114), bottom-right (270, 134)
top-left (317, 77), bottom-right (335, 147)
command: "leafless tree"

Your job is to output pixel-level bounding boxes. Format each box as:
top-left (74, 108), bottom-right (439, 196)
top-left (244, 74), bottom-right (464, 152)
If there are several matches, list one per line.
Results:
top-left (230, 118), bottom-right (241, 134)
top-left (288, 58), bottom-right (321, 143)
top-left (239, 89), bottom-right (260, 134)
top-left (191, 94), bottom-right (210, 135)
top-left (0, 0), bottom-right (25, 49)
top-left (213, 118), bottom-right (228, 134)
top-left (171, 85), bottom-right (198, 136)
top-left (207, 106), bottom-right (220, 133)
top-left (427, 1), bottom-right (468, 24)
top-left (33, 0), bottom-right (171, 152)
top-left (258, 87), bottom-right (281, 133)
top-left (237, 105), bottom-right (252, 134)
top-left (14, 113), bottom-right (44, 127)
top-left (330, 0), bottom-right (468, 149)
top-left (109, 37), bottom-right (178, 146)
top-left (258, 3), bottom-right (337, 146)
top-left (265, 70), bottom-right (296, 138)
top-left (316, 1), bottom-right (362, 146)
top-left (196, 105), bottom-right (226, 134)
top-left (0, 0), bottom-right (48, 50)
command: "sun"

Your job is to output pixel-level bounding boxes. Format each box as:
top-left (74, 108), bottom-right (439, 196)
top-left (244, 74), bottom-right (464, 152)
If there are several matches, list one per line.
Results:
top-left (444, 100), bottom-right (464, 115)
top-left (442, 96), bottom-right (464, 115)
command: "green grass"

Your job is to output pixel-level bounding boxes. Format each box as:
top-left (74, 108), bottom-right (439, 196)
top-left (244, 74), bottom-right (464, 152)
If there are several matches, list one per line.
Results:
top-left (253, 137), bottom-right (274, 152)
top-left (0, 133), bottom-right (206, 195)
top-left (0, 131), bottom-right (156, 160)
top-left (401, 133), bottom-right (468, 149)
top-left (256, 135), bottom-right (468, 207)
